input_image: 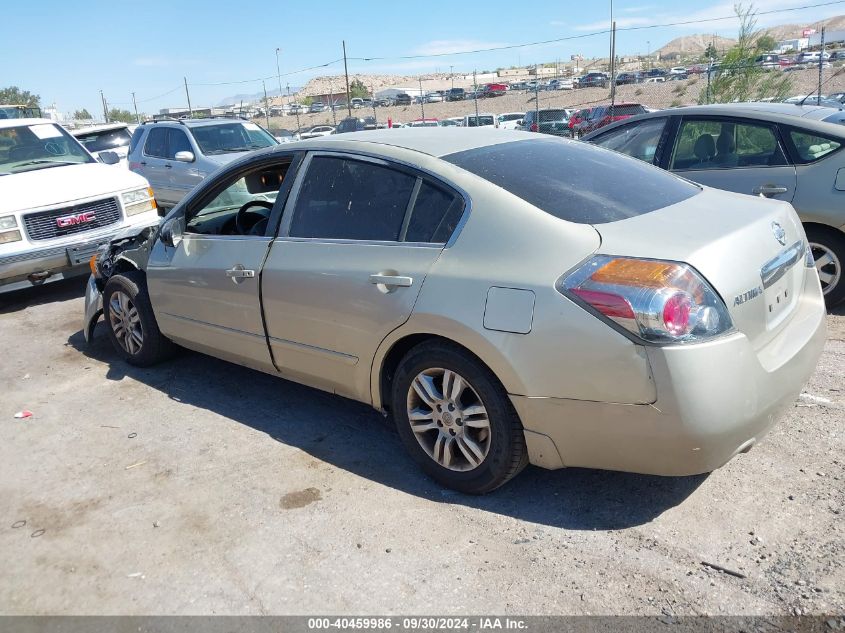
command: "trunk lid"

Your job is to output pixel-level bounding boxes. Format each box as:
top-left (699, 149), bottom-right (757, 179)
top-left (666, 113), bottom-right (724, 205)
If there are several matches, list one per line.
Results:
top-left (593, 186), bottom-right (808, 351)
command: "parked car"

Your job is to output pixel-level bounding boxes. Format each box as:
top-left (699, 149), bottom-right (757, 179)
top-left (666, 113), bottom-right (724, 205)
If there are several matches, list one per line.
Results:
top-left (783, 95), bottom-right (844, 109)
top-left (580, 73), bottom-right (609, 88)
top-left (583, 102), bottom-right (845, 304)
top-left (0, 118), bottom-right (159, 291)
top-left (127, 118), bottom-right (279, 210)
top-left (446, 88), bottom-right (466, 101)
top-left (462, 113), bottom-right (496, 128)
top-left (615, 72), bottom-right (642, 85)
top-left (271, 129), bottom-right (300, 143)
top-left (299, 125), bottom-right (335, 140)
top-left (669, 67), bottom-right (688, 75)
top-left (335, 117), bottom-right (378, 133)
top-left (309, 102), bottom-right (326, 113)
top-left (509, 81), bottom-right (529, 91)
top-left (83, 129), bottom-right (826, 494)
top-left (518, 109), bottom-right (571, 136)
top-left (407, 119), bottom-right (440, 128)
top-left (567, 108), bottom-right (593, 132)
top-left (288, 103), bottom-right (307, 115)
top-left (425, 92), bottom-right (444, 103)
top-left (755, 54), bottom-right (781, 69)
top-left (574, 103), bottom-right (647, 136)
top-left (480, 83), bottom-right (507, 97)
top-left (350, 98), bottom-right (365, 109)
top-left (71, 123), bottom-right (133, 167)
top-left (496, 112), bottom-right (526, 130)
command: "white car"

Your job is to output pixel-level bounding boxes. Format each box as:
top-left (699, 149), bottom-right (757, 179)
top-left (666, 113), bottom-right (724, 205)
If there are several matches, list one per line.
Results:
top-left (0, 118), bottom-right (159, 291)
top-left (425, 92), bottom-right (444, 103)
top-left (496, 112), bottom-right (526, 129)
top-left (299, 125), bottom-right (335, 140)
top-left (71, 123), bottom-right (132, 167)
top-left (669, 66), bottom-right (687, 75)
top-left (462, 113), bottom-right (496, 128)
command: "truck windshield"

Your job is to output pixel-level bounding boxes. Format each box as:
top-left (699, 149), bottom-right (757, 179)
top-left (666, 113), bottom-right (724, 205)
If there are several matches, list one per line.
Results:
top-left (0, 123), bottom-right (93, 173)
top-left (189, 122), bottom-right (278, 155)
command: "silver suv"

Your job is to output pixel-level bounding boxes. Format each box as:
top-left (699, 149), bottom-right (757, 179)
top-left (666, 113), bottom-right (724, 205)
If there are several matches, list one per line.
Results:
top-left (127, 118), bottom-right (278, 210)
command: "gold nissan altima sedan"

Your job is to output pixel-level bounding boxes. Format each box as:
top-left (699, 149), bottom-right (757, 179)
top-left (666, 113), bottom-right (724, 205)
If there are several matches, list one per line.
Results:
top-left (83, 129), bottom-right (826, 494)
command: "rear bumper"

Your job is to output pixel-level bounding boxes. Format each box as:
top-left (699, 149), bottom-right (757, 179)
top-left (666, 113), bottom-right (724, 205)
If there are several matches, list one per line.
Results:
top-left (513, 269), bottom-right (827, 475)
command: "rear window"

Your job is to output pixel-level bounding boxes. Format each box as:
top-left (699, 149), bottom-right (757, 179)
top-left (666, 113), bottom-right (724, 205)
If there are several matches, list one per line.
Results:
top-left (75, 127), bottom-right (132, 153)
top-left (443, 137), bottom-right (700, 224)
top-left (538, 110), bottom-right (568, 122)
top-left (466, 116), bottom-right (494, 127)
top-left (610, 105), bottom-right (646, 116)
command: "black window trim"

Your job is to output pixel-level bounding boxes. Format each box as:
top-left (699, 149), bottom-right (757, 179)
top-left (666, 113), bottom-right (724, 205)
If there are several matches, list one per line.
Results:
top-left (587, 115), bottom-right (673, 166)
top-left (277, 150), bottom-right (470, 248)
top-left (668, 115), bottom-right (792, 172)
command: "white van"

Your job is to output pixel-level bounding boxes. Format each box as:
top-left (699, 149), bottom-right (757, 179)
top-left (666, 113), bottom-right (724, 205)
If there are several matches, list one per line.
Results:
top-left (0, 118), bottom-right (159, 291)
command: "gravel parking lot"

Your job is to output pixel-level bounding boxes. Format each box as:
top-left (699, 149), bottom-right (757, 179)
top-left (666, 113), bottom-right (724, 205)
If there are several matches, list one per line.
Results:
top-left (0, 277), bottom-right (843, 615)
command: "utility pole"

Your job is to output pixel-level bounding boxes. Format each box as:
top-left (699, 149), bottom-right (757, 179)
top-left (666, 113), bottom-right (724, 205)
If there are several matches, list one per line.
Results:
top-left (818, 26), bottom-right (826, 106)
top-left (534, 68), bottom-right (539, 126)
top-left (329, 77), bottom-right (337, 126)
top-left (371, 84), bottom-right (377, 124)
top-left (474, 70), bottom-right (479, 121)
top-left (342, 40), bottom-right (352, 118)
top-left (263, 80), bottom-right (271, 130)
top-left (450, 65), bottom-right (454, 90)
top-left (100, 90), bottom-right (109, 123)
top-left (184, 77), bottom-right (193, 119)
top-left (609, 0), bottom-right (614, 71)
top-left (287, 83), bottom-right (300, 132)
top-left (275, 47), bottom-right (284, 117)
top-left (131, 92), bottom-right (140, 124)
top-left (646, 41), bottom-right (650, 71)
top-left (609, 22), bottom-right (617, 110)
top-left (419, 77), bottom-right (425, 120)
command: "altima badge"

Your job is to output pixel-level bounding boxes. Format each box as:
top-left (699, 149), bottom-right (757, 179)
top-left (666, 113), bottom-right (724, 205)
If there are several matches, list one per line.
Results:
top-left (771, 221), bottom-right (787, 246)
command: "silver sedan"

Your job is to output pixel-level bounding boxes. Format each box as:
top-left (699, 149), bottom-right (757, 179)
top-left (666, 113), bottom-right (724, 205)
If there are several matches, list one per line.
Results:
top-left (83, 130), bottom-right (826, 493)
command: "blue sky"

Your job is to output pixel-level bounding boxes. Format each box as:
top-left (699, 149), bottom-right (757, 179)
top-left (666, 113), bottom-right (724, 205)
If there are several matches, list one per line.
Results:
top-left (3, 0), bottom-right (841, 117)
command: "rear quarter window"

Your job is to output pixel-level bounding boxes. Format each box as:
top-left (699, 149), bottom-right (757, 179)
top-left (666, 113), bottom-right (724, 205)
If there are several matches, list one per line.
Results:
top-left (443, 137), bottom-right (700, 224)
top-left (786, 128), bottom-right (843, 163)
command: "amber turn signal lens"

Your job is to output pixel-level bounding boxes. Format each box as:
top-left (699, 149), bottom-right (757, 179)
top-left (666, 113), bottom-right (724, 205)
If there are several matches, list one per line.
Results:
top-left (89, 255), bottom-right (98, 275)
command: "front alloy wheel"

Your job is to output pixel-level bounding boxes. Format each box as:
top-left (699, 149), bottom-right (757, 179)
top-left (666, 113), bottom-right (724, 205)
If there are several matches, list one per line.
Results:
top-left (108, 290), bottom-right (144, 355)
top-left (407, 368), bottom-right (491, 471)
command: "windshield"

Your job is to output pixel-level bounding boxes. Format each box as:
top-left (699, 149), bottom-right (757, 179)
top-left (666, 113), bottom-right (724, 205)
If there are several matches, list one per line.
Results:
top-left (0, 123), bottom-right (93, 173)
top-left (466, 116), bottom-right (495, 127)
top-left (189, 122), bottom-right (277, 155)
top-left (74, 127), bottom-right (132, 153)
top-left (443, 137), bottom-right (700, 224)
top-left (0, 106), bottom-right (42, 119)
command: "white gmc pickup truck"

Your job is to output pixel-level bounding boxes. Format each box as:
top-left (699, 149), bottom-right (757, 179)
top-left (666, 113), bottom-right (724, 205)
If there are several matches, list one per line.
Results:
top-left (0, 118), bottom-right (159, 291)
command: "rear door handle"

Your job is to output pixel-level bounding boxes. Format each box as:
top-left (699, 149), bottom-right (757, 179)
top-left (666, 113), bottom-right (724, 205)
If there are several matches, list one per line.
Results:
top-left (226, 265), bottom-right (256, 283)
top-left (164, 163), bottom-right (172, 169)
top-left (753, 184), bottom-right (789, 197)
top-left (369, 274), bottom-right (413, 287)
top-left (139, 161), bottom-right (147, 166)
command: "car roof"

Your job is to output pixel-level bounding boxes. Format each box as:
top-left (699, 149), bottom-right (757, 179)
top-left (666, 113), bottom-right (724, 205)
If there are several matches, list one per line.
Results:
top-left (282, 128), bottom-right (531, 157)
top-left (146, 118), bottom-right (250, 128)
top-left (0, 117), bottom-right (56, 129)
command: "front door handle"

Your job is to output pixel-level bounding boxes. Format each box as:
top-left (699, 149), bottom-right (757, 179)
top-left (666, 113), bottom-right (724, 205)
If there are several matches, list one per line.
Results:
top-left (753, 184), bottom-right (789, 197)
top-left (369, 274), bottom-right (413, 287)
top-left (226, 265), bottom-right (256, 284)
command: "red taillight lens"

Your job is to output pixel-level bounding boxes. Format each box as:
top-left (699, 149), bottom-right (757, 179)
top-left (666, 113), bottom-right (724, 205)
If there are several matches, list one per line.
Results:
top-left (530, 123), bottom-right (538, 132)
top-left (560, 256), bottom-right (733, 344)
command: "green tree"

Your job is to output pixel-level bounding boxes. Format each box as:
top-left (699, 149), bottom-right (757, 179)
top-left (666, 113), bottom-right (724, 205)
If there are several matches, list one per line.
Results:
top-left (107, 107), bottom-right (135, 123)
top-left (348, 79), bottom-right (369, 99)
top-left (703, 42), bottom-right (718, 61)
top-left (0, 86), bottom-right (40, 106)
top-left (699, 3), bottom-right (792, 105)
top-left (755, 34), bottom-right (777, 52)
top-left (74, 108), bottom-right (92, 120)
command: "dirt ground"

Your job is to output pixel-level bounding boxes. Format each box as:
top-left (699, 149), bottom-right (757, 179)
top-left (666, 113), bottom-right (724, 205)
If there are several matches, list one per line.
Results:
top-left (270, 67), bottom-right (845, 131)
top-left (0, 278), bottom-right (842, 615)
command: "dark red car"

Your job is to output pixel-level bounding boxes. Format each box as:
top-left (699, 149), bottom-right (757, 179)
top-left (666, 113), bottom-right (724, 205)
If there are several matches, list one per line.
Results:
top-left (574, 103), bottom-right (647, 136)
top-left (481, 83), bottom-right (508, 97)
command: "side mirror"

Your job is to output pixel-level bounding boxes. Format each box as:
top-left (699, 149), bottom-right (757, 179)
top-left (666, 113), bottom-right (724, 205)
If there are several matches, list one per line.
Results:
top-left (99, 151), bottom-right (120, 165)
top-left (516, 120), bottom-right (523, 126)
top-left (160, 215), bottom-right (184, 248)
top-left (174, 151), bottom-right (195, 163)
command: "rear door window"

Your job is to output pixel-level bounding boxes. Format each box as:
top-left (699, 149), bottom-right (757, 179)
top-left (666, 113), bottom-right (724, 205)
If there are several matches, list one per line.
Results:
top-left (670, 118), bottom-right (787, 170)
top-left (289, 156), bottom-right (416, 241)
top-left (167, 129), bottom-right (193, 158)
top-left (589, 117), bottom-right (668, 164)
top-left (444, 137), bottom-right (699, 224)
top-left (143, 128), bottom-right (168, 158)
top-left (404, 181), bottom-right (464, 243)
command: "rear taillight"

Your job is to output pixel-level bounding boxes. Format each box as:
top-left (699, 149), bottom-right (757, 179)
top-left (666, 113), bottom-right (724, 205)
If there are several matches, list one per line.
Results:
top-left (559, 256), bottom-right (733, 344)
top-left (530, 123), bottom-right (538, 132)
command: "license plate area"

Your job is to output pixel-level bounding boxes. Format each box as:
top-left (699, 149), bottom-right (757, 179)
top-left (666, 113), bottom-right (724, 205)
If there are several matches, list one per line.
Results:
top-left (764, 274), bottom-right (794, 326)
top-left (761, 241), bottom-right (804, 329)
top-left (66, 242), bottom-right (102, 266)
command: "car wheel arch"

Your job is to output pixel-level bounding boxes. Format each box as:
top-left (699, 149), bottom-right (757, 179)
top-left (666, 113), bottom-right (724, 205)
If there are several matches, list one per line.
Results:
top-left (370, 321), bottom-right (527, 412)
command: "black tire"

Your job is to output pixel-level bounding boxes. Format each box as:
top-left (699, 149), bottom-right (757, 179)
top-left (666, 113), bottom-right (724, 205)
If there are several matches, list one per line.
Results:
top-left (805, 225), bottom-right (845, 307)
top-left (391, 341), bottom-right (528, 494)
top-left (102, 271), bottom-right (173, 367)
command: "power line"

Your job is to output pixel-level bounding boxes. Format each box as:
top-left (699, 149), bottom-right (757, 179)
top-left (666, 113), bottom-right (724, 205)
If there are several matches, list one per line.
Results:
top-left (347, 0), bottom-right (845, 61)
top-left (187, 59), bottom-right (343, 87)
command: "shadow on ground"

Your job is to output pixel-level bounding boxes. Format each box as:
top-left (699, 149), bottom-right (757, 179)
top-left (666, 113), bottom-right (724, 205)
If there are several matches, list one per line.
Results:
top-left (0, 276), bottom-right (88, 315)
top-left (69, 326), bottom-right (707, 531)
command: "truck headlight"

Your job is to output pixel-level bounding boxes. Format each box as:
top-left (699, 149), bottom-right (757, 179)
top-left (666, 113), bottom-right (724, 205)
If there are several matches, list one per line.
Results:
top-left (0, 215), bottom-right (18, 230)
top-left (121, 187), bottom-right (157, 216)
top-left (0, 230), bottom-right (22, 244)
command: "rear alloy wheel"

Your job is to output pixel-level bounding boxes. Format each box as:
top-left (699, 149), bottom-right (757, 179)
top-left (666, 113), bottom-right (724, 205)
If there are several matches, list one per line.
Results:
top-left (392, 342), bottom-right (527, 494)
top-left (805, 226), bottom-right (845, 307)
top-left (103, 271), bottom-right (173, 367)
